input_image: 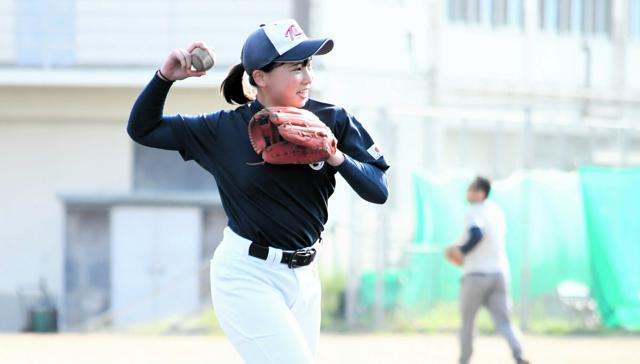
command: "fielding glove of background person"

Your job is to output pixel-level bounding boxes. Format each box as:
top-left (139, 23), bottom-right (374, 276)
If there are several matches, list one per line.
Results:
top-left (445, 244), bottom-right (464, 267)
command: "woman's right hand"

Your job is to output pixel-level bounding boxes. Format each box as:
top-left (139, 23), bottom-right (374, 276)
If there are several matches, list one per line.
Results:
top-left (159, 41), bottom-right (211, 81)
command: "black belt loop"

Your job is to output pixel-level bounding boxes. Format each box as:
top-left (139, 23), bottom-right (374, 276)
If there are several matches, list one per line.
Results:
top-left (248, 242), bottom-right (270, 260)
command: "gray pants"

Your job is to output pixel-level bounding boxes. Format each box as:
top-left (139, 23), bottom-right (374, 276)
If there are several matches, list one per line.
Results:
top-left (459, 273), bottom-right (524, 364)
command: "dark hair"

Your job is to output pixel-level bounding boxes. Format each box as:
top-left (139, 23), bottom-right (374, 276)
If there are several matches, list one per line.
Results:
top-left (220, 63), bottom-right (251, 105)
top-left (220, 62), bottom-right (284, 105)
top-left (470, 176), bottom-right (491, 198)
top-left (220, 59), bottom-right (311, 105)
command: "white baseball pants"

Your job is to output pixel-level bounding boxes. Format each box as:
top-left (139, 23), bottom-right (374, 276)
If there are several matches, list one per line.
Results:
top-left (210, 227), bottom-right (322, 363)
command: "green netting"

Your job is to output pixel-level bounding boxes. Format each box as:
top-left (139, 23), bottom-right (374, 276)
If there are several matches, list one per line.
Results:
top-left (358, 168), bottom-right (640, 329)
top-left (394, 169), bottom-right (640, 330)
top-left (403, 171), bottom-right (590, 309)
top-left (490, 172), bottom-right (591, 300)
top-left (359, 270), bottom-right (401, 309)
top-left (398, 176), bottom-right (469, 309)
top-left (579, 166), bottom-right (640, 330)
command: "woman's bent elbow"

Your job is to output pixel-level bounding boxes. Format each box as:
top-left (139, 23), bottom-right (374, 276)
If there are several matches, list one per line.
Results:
top-left (363, 185), bottom-right (389, 204)
top-left (374, 188), bottom-right (390, 204)
top-left (126, 117), bottom-right (143, 142)
top-left (126, 124), bottom-right (135, 140)
top-left (372, 175), bottom-right (390, 204)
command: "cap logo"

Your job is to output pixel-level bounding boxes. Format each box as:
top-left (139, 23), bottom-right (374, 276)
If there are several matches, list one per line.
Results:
top-left (285, 24), bottom-right (304, 41)
top-left (263, 20), bottom-right (308, 56)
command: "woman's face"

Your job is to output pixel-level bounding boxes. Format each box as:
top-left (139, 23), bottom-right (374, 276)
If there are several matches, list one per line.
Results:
top-left (257, 59), bottom-right (314, 107)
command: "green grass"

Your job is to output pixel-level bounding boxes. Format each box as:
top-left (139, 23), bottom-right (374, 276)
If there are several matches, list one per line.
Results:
top-left (121, 277), bottom-right (640, 336)
top-left (126, 308), bottom-right (224, 335)
top-left (320, 272), bottom-right (349, 332)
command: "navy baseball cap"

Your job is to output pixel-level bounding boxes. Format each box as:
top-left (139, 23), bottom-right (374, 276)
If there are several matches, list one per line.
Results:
top-left (241, 19), bottom-right (334, 75)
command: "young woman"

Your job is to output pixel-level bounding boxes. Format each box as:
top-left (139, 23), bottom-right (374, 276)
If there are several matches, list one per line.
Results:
top-left (127, 19), bottom-right (389, 363)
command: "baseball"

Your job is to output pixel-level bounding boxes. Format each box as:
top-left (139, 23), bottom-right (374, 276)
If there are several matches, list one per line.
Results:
top-left (191, 47), bottom-right (215, 71)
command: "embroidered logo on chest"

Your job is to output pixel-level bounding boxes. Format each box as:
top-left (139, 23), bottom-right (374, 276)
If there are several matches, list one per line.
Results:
top-left (309, 161), bottom-right (325, 171)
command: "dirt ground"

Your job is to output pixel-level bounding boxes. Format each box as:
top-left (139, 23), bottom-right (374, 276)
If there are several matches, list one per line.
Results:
top-left (1, 333), bottom-right (638, 363)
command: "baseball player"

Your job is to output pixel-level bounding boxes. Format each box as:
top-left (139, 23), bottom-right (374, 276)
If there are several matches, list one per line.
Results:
top-left (445, 177), bottom-right (529, 364)
top-left (127, 19), bottom-right (389, 363)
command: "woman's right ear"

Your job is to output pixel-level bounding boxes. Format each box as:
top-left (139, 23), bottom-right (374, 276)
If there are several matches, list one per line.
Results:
top-left (252, 70), bottom-right (267, 88)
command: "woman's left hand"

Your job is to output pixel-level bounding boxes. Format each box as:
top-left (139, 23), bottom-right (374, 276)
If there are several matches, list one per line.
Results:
top-left (326, 150), bottom-right (345, 167)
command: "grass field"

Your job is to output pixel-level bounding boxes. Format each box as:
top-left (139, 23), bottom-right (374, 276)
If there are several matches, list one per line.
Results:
top-left (1, 333), bottom-right (638, 363)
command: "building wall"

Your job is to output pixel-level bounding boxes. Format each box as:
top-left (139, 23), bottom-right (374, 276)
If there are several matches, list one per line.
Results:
top-left (0, 106), bottom-right (131, 330)
top-left (0, 83), bottom-right (229, 331)
top-left (0, 0), bottom-right (295, 68)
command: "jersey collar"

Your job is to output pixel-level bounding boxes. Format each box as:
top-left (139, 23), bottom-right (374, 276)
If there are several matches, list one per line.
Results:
top-left (248, 98), bottom-right (312, 115)
top-left (249, 99), bottom-right (264, 115)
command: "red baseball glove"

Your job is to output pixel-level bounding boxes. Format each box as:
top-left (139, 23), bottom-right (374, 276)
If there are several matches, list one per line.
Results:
top-left (248, 107), bottom-right (337, 165)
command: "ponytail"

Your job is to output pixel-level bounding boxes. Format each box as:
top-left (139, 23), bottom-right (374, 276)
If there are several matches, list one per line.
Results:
top-left (220, 63), bottom-right (253, 105)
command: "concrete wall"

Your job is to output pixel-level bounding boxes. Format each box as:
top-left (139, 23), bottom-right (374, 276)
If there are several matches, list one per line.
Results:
top-left (0, 86), bottom-right (130, 330)
top-left (0, 0), bottom-right (294, 67)
top-left (0, 82), bottom-right (229, 331)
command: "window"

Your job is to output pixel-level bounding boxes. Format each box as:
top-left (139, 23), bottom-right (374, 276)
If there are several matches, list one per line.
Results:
top-left (571, 0), bottom-right (583, 33)
top-left (581, 0), bottom-right (612, 35)
top-left (630, 0), bottom-right (640, 39)
top-left (509, 0), bottom-right (524, 28)
top-left (466, 0), bottom-right (481, 23)
top-left (540, 0), bottom-right (559, 31)
top-left (492, 0), bottom-right (509, 27)
top-left (449, 0), bottom-right (466, 22)
top-left (538, 0), bottom-right (611, 36)
top-left (592, 0), bottom-right (612, 35)
top-left (133, 144), bottom-right (217, 192)
top-left (557, 0), bottom-right (572, 32)
top-left (448, 0), bottom-right (523, 28)
top-left (16, 0), bottom-right (75, 67)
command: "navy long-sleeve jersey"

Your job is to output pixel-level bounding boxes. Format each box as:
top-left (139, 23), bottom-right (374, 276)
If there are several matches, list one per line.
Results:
top-left (128, 73), bottom-right (390, 250)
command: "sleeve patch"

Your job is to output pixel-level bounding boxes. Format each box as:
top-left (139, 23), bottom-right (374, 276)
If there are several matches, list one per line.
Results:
top-left (367, 144), bottom-right (383, 160)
